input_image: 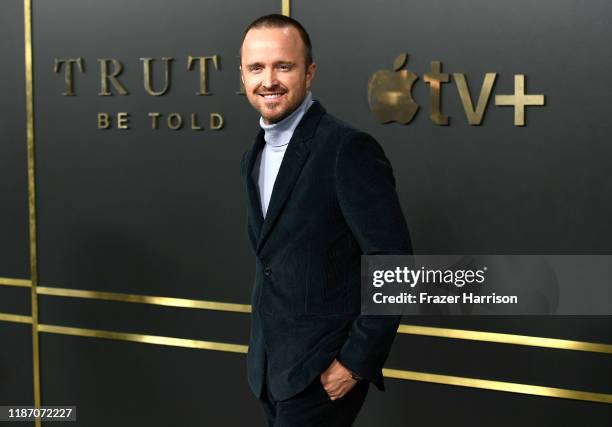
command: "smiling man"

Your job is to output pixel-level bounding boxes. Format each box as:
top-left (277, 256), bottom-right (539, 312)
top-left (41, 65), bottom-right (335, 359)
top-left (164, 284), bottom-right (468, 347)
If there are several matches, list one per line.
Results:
top-left (239, 14), bottom-right (412, 426)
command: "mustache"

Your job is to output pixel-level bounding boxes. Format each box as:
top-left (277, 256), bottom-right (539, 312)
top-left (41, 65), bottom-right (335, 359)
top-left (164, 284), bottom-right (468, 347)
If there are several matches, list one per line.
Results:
top-left (256, 86), bottom-right (287, 95)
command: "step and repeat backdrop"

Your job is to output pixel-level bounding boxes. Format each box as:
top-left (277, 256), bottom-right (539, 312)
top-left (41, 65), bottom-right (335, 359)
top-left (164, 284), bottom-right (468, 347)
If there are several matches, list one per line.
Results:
top-left (1, 0), bottom-right (610, 425)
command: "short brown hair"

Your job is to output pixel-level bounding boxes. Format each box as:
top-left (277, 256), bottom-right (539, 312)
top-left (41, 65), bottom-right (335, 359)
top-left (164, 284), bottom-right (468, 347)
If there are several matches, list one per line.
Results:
top-left (240, 14), bottom-right (313, 68)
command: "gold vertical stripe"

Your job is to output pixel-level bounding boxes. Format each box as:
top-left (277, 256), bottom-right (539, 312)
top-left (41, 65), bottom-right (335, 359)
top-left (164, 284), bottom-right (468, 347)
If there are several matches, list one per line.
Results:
top-left (23, 0), bottom-right (41, 422)
top-left (397, 324), bottom-right (612, 355)
top-left (383, 368), bottom-right (612, 404)
top-left (0, 277), bottom-right (32, 287)
top-left (282, 0), bottom-right (290, 17)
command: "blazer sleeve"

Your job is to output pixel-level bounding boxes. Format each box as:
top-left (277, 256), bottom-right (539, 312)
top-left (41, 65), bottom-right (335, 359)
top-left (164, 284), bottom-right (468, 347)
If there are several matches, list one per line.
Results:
top-left (334, 131), bottom-right (412, 389)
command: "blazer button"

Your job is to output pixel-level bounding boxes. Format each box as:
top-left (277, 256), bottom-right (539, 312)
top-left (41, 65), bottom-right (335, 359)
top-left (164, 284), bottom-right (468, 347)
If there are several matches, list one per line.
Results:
top-left (264, 265), bottom-right (272, 276)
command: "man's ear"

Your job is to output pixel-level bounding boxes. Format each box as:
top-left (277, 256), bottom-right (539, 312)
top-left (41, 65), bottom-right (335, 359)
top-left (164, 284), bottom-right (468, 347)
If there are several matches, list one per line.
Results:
top-left (306, 62), bottom-right (317, 89)
top-left (239, 66), bottom-right (244, 85)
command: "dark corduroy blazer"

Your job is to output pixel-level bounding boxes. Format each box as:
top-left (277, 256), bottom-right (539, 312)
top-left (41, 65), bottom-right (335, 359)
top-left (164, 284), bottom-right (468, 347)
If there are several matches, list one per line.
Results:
top-left (240, 100), bottom-right (412, 401)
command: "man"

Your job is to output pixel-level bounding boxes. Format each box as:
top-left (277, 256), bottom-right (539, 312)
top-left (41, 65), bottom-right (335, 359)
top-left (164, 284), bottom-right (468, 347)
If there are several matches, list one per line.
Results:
top-left (239, 14), bottom-right (412, 426)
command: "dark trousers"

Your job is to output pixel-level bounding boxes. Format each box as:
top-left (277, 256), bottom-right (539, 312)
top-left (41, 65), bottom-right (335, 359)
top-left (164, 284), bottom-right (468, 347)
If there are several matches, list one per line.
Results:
top-left (259, 376), bottom-right (369, 427)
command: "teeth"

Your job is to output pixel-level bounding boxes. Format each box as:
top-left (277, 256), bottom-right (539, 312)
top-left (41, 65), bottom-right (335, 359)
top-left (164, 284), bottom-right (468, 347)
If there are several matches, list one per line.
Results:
top-left (262, 93), bottom-right (283, 98)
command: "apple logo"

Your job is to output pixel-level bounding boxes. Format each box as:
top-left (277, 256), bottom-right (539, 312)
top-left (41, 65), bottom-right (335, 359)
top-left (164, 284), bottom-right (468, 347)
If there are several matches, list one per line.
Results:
top-left (368, 53), bottom-right (419, 124)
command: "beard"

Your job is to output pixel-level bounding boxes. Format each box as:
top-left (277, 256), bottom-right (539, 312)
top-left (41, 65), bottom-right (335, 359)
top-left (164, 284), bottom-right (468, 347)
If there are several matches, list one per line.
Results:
top-left (256, 91), bottom-right (305, 124)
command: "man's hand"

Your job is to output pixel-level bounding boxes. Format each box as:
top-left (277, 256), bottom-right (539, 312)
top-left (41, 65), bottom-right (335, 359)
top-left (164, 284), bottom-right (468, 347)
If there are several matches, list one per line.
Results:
top-left (319, 358), bottom-right (358, 400)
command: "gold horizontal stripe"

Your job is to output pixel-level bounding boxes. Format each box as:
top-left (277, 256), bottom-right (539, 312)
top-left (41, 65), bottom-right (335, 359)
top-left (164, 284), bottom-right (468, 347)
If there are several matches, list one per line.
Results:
top-left (34, 285), bottom-right (612, 353)
top-left (0, 277), bottom-right (32, 288)
top-left (398, 324), bottom-right (612, 354)
top-left (38, 324), bottom-right (249, 354)
top-left (0, 312), bottom-right (33, 324)
top-left (0, 279), bottom-right (603, 353)
top-left (383, 368), bottom-right (612, 404)
top-left (37, 286), bottom-right (252, 313)
top-left (31, 321), bottom-right (612, 404)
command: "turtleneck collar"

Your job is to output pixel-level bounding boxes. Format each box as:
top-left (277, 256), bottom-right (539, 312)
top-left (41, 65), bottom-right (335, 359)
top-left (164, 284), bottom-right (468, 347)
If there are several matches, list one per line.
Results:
top-left (259, 91), bottom-right (314, 147)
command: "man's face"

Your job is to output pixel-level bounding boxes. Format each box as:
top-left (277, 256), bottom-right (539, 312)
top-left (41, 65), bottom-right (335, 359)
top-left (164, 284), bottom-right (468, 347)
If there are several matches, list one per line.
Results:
top-left (240, 26), bottom-right (316, 124)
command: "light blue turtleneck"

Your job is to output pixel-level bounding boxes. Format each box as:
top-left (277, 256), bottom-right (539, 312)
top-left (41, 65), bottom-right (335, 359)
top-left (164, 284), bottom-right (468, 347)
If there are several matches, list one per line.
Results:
top-left (257, 91), bottom-right (314, 218)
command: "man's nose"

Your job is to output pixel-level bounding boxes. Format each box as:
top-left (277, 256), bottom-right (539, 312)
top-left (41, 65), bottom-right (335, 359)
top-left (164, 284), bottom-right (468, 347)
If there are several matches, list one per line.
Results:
top-left (262, 68), bottom-right (278, 89)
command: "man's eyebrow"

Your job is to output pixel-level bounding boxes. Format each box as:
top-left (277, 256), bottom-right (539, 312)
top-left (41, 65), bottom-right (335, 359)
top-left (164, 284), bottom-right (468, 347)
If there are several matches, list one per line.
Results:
top-left (245, 61), bottom-right (295, 68)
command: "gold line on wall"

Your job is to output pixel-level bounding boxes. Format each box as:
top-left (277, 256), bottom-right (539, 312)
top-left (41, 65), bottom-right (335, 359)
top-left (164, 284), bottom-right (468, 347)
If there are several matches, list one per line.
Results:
top-left (33, 286), bottom-right (610, 353)
top-left (398, 324), bottom-right (612, 355)
top-left (0, 312), bottom-right (33, 324)
top-left (22, 320), bottom-right (611, 405)
top-left (282, 0), bottom-right (290, 17)
top-left (37, 286), bottom-right (252, 313)
top-left (383, 368), bottom-right (612, 405)
top-left (0, 277), bottom-right (32, 287)
top-left (38, 324), bottom-right (249, 354)
top-left (23, 0), bottom-right (41, 419)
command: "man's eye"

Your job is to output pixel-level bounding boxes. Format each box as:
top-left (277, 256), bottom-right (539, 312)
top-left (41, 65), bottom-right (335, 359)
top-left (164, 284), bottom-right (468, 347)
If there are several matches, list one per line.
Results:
top-left (279, 64), bottom-right (291, 71)
top-left (250, 66), bottom-right (262, 72)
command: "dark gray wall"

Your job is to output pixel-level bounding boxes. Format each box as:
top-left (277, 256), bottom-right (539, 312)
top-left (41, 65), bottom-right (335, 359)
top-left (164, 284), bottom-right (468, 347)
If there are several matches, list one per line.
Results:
top-left (295, 0), bottom-right (612, 254)
top-left (33, 0), bottom-right (274, 301)
top-left (0, 0), bottom-right (610, 426)
top-left (0, 0), bottom-right (29, 277)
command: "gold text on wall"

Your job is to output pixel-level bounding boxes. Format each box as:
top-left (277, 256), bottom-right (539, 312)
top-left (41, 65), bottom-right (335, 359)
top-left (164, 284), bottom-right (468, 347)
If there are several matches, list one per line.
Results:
top-left (52, 56), bottom-right (238, 131)
top-left (368, 53), bottom-right (545, 127)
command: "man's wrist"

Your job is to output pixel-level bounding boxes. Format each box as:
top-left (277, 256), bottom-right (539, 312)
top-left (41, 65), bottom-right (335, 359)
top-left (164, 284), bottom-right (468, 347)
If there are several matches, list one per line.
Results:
top-left (348, 370), bottom-right (363, 381)
top-left (335, 357), bottom-right (363, 381)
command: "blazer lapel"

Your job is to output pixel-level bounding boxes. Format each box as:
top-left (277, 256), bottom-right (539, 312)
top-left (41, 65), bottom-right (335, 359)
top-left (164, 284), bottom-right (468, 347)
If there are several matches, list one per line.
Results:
top-left (245, 129), bottom-right (265, 239)
top-left (256, 101), bottom-right (326, 253)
